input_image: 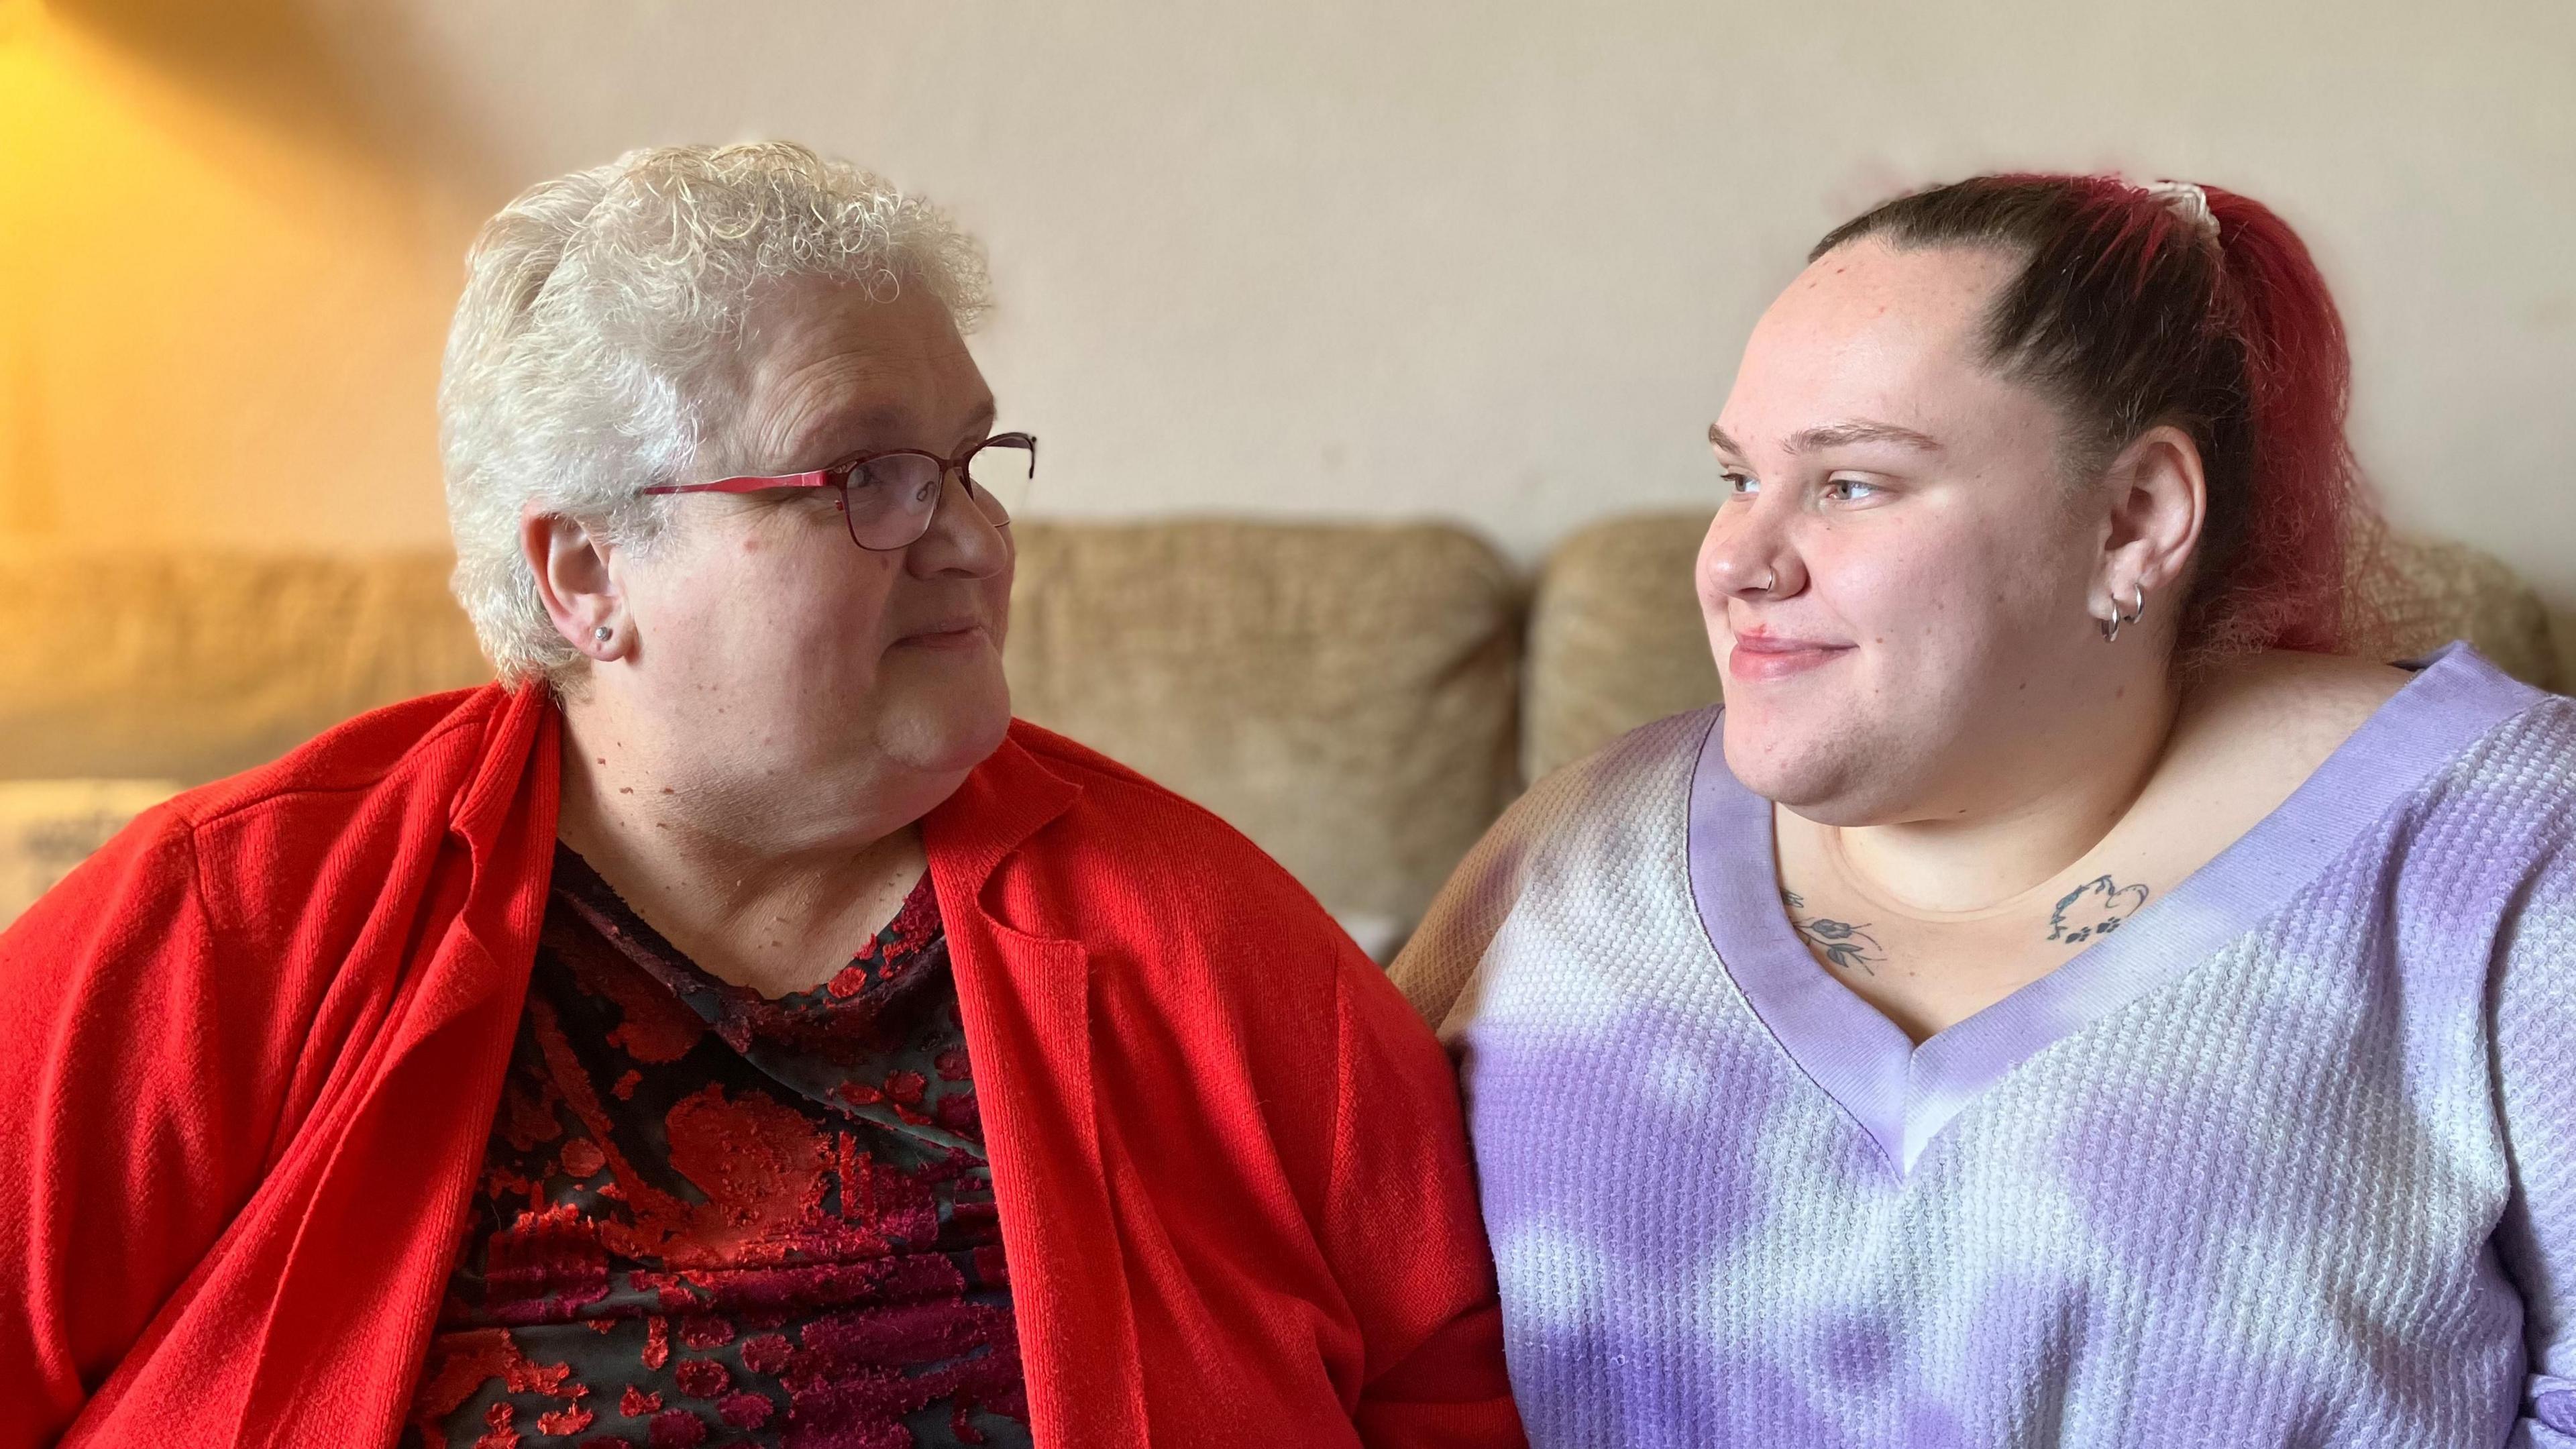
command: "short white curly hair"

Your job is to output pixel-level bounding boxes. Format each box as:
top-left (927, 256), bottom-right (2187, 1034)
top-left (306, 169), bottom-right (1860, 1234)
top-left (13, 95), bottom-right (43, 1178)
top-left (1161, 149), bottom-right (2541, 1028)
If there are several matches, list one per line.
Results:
top-left (440, 141), bottom-right (992, 686)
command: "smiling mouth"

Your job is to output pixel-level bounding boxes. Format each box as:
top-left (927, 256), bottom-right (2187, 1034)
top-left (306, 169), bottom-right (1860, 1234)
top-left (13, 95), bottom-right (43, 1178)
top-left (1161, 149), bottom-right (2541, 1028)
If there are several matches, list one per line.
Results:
top-left (1728, 633), bottom-right (1852, 680)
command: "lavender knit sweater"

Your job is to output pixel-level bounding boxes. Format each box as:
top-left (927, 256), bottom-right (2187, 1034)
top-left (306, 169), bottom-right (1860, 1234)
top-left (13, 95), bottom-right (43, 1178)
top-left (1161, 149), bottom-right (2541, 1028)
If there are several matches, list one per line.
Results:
top-left (1393, 645), bottom-right (2575, 1446)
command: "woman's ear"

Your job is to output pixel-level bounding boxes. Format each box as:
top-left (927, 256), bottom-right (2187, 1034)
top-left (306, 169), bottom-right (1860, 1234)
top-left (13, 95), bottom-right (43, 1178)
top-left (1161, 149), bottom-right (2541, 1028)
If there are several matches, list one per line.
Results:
top-left (523, 505), bottom-right (627, 661)
top-left (2096, 423), bottom-right (2208, 614)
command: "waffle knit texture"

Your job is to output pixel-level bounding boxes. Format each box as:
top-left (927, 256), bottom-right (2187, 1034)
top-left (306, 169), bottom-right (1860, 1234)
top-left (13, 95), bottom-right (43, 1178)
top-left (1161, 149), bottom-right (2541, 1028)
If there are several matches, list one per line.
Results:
top-left (1395, 648), bottom-right (2576, 1447)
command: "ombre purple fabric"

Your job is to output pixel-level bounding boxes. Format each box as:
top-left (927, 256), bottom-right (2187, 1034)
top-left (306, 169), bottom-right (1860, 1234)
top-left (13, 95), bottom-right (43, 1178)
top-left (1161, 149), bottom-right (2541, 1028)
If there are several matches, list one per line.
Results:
top-left (1395, 645), bottom-right (2576, 1446)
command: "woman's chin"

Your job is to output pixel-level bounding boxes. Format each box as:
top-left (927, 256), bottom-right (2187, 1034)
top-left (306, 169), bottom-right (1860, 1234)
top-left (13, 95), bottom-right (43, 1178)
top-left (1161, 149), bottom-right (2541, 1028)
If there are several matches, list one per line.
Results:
top-left (877, 692), bottom-right (1015, 778)
top-left (1721, 712), bottom-right (1867, 816)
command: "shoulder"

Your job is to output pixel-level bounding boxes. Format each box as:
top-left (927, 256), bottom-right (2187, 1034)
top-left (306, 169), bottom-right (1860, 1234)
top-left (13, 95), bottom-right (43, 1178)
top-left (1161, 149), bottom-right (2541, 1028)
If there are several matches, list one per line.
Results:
top-left (2477, 702), bottom-right (2576, 1076)
top-left (2374, 639), bottom-right (2576, 822)
top-left (1006, 719), bottom-right (1329, 920)
top-left (169, 686), bottom-right (513, 825)
top-left (1005, 718), bottom-right (1222, 820)
top-left (9, 686), bottom-right (524, 956)
top-left (0, 690), bottom-right (519, 1078)
top-left (987, 722), bottom-right (1437, 1130)
top-left (1389, 706), bottom-right (1714, 1022)
top-left (2369, 684), bottom-right (2576, 1000)
top-left (2422, 690), bottom-right (2576, 837)
top-left (1519, 704), bottom-right (1715, 828)
top-left (989, 722), bottom-right (1366, 1018)
top-left (2171, 647), bottom-right (2569, 853)
top-left (1546, 703), bottom-right (1721, 788)
top-left (2174, 650), bottom-right (2412, 785)
top-left (1478, 704), bottom-right (1717, 881)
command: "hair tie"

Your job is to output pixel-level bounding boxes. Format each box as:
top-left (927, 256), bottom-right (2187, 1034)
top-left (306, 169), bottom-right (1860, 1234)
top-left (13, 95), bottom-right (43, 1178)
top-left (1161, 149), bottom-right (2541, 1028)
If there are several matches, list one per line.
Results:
top-left (2141, 179), bottom-right (2220, 243)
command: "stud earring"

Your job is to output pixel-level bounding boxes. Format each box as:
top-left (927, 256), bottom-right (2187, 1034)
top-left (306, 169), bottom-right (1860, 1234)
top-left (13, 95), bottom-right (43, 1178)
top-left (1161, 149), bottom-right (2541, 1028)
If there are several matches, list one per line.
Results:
top-left (592, 625), bottom-right (613, 643)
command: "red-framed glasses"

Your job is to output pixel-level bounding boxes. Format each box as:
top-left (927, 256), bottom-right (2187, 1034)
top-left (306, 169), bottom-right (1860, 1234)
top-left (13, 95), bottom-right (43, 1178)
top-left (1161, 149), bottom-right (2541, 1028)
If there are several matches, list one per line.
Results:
top-left (639, 431), bottom-right (1036, 551)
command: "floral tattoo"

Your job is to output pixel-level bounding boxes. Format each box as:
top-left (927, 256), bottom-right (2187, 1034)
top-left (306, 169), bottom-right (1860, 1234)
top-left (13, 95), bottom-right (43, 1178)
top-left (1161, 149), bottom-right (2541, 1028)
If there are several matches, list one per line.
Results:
top-left (1782, 890), bottom-right (1886, 975)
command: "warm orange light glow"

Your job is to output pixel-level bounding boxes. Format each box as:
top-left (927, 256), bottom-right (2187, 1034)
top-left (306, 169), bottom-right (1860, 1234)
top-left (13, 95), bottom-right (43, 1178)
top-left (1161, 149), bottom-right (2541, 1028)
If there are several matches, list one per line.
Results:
top-left (1, 2), bottom-right (464, 551)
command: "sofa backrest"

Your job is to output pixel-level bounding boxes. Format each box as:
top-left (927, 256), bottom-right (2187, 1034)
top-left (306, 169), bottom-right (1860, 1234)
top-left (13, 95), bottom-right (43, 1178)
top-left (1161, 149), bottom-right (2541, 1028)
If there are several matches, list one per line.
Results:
top-left (1522, 511), bottom-right (2562, 782)
top-left (0, 548), bottom-right (491, 783)
top-left (1006, 521), bottom-right (1519, 947)
top-left (0, 523), bottom-right (1523, 942)
top-left (1, 517), bottom-right (2553, 937)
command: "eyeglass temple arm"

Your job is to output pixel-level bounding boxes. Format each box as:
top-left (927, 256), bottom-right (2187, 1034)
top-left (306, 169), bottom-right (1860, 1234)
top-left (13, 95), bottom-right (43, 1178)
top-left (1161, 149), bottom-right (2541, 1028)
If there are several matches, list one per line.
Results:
top-left (639, 434), bottom-right (1034, 498)
top-left (638, 470), bottom-right (837, 497)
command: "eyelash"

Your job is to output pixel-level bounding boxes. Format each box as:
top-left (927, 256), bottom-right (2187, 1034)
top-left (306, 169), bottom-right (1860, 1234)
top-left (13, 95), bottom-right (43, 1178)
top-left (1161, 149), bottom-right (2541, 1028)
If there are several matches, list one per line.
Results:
top-left (1719, 474), bottom-right (1883, 504)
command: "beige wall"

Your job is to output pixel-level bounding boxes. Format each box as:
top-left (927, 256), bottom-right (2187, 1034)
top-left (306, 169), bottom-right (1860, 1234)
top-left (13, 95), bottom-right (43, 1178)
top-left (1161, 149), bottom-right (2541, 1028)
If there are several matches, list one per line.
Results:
top-left (7, 0), bottom-right (2573, 673)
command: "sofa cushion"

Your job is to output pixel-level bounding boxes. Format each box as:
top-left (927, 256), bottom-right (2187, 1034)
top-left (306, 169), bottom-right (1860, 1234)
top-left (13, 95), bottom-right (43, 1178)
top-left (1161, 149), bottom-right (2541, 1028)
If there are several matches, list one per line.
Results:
top-left (2346, 531), bottom-right (2561, 688)
top-left (1523, 515), bottom-right (1722, 788)
top-left (0, 780), bottom-right (186, 924)
top-left (0, 547), bottom-right (490, 784)
top-left (1523, 512), bottom-right (2561, 783)
top-left (1004, 520), bottom-right (1520, 936)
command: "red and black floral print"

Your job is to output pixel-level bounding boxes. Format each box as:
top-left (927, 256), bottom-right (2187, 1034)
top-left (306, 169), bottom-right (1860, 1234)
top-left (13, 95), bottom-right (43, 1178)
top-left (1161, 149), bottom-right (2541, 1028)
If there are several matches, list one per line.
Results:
top-left (403, 847), bottom-right (1028, 1449)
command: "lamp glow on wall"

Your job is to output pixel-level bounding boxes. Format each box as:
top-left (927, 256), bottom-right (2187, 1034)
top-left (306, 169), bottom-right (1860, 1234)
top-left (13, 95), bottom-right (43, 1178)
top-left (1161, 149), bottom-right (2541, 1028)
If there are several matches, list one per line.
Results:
top-left (0, 0), bottom-right (464, 552)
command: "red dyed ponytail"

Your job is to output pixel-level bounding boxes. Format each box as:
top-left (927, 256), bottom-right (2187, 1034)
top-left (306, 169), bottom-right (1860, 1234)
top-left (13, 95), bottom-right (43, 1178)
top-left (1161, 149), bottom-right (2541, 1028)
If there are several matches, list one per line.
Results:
top-left (2196, 186), bottom-right (2367, 654)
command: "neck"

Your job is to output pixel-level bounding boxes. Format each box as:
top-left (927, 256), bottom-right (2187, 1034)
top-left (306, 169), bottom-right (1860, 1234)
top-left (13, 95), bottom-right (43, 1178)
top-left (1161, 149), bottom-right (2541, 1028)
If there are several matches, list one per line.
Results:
top-left (1828, 657), bottom-right (2185, 916)
top-left (551, 692), bottom-right (949, 997)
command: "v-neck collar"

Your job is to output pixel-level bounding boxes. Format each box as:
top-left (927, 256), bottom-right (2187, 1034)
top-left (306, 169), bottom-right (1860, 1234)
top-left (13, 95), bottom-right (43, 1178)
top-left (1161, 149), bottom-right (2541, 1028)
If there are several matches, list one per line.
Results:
top-left (1686, 643), bottom-right (2544, 1176)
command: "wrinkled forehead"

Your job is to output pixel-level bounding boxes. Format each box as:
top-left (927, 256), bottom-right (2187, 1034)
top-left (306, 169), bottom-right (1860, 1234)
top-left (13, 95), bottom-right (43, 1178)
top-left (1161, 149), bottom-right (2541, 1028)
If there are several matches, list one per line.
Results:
top-left (721, 278), bottom-right (995, 474)
top-left (1720, 241), bottom-right (2030, 456)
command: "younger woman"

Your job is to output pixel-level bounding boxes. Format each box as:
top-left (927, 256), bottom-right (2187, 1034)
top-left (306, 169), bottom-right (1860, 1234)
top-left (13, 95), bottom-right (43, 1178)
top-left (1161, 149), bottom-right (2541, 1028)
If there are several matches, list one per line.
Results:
top-left (1397, 174), bottom-right (2573, 1446)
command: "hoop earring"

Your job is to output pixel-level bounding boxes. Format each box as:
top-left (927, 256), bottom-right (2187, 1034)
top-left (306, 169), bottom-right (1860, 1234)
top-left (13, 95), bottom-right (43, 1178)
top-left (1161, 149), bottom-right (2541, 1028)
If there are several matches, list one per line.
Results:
top-left (2098, 583), bottom-right (2147, 643)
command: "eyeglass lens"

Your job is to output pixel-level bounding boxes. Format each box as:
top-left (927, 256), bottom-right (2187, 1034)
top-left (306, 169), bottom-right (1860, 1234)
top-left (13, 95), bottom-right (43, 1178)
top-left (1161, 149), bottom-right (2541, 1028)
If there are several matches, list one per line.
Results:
top-left (839, 439), bottom-right (1036, 550)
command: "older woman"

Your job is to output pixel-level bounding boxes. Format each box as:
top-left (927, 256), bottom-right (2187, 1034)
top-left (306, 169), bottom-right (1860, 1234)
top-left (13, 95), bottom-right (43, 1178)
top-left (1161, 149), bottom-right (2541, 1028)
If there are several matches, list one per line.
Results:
top-left (0, 143), bottom-right (1520, 1449)
top-left (1396, 174), bottom-right (2574, 1446)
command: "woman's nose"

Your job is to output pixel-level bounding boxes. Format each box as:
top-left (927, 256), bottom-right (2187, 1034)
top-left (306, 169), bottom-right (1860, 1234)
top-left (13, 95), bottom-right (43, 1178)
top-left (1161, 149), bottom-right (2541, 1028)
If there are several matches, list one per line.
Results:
top-left (1699, 512), bottom-right (1800, 600)
top-left (908, 471), bottom-right (1011, 578)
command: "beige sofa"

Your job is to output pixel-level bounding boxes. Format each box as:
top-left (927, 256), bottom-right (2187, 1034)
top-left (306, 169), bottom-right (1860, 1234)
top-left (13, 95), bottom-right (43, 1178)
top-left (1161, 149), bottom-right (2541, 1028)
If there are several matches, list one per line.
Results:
top-left (0, 517), bottom-right (2558, 941)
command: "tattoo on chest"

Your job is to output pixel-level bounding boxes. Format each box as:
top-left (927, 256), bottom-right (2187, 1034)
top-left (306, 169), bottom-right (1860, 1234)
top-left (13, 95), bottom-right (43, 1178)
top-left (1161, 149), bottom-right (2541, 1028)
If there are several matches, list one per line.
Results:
top-left (2046, 875), bottom-right (2151, 945)
top-left (1780, 890), bottom-right (1886, 975)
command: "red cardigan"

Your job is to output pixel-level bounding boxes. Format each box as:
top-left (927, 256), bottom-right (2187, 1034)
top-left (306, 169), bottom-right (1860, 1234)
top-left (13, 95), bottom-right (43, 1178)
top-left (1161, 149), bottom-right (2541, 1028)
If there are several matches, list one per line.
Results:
top-left (0, 685), bottom-right (1522, 1449)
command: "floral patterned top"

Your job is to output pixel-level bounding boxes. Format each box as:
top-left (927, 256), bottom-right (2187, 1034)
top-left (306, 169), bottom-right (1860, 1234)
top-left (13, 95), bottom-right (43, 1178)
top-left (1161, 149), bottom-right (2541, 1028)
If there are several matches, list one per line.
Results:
top-left (403, 846), bottom-right (1030, 1449)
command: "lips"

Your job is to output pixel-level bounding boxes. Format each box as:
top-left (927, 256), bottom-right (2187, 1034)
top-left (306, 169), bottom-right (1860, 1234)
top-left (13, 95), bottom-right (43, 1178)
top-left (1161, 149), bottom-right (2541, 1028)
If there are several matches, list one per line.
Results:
top-left (1727, 631), bottom-right (1852, 681)
top-left (896, 618), bottom-right (989, 650)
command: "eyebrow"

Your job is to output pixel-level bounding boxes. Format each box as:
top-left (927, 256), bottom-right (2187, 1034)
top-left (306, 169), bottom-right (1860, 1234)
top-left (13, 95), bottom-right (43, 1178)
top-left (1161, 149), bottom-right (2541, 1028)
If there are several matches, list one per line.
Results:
top-left (786, 399), bottom-right (1000, 467)
top-left (1707, 420), bottom-right (1945, 458)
